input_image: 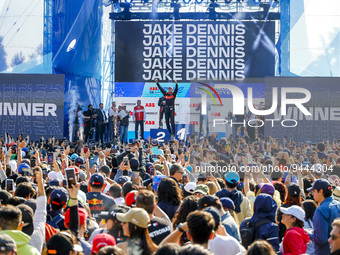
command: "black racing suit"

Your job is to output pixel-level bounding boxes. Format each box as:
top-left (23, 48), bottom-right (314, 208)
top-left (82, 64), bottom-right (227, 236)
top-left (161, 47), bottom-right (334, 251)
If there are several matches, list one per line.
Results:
top-left (156, 82), bottom-right (178, 135)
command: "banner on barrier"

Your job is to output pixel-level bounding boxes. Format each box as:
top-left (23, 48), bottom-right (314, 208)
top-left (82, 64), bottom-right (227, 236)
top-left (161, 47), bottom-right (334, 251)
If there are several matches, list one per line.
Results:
top-left (115, 21), bottom-right (275, 82)
top-left (0, 74), bottom-right (65, 140)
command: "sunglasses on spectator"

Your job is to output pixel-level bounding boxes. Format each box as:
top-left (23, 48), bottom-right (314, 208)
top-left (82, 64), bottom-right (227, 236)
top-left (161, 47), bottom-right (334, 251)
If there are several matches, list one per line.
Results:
top-left (331, 234), bottom-right (340, 241)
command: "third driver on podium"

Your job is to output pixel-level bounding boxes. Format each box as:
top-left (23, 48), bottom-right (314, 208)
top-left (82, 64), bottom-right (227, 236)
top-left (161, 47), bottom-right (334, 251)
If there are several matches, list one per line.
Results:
top-left (155, 79), bottom-right (178, 140)
top-left (133, 99), bottom-right (146, 139)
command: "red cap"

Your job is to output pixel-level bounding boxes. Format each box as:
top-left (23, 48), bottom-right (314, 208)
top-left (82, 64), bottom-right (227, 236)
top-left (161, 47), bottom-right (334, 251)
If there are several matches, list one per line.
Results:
top-left (91, 233), bottom-right (116, 254)
top-left (64, 207), bottom-right (88, 229)
top-left (125, 190), bottom-right (138, 207)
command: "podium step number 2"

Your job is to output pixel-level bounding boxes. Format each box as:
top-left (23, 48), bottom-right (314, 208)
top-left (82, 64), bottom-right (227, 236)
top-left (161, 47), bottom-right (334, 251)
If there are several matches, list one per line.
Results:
top-left (150, 127), bottom-right (186, 142)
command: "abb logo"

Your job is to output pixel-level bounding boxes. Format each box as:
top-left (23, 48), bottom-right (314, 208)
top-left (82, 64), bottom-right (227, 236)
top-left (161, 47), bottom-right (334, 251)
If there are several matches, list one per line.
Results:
top-left (190, 121), bottom-right (199, 125)
top-left (145, 103), bottom-right (155, 107)
top-left (130, 112), bottom-right (133, 116)
top-left (149, 87), bottom-right (158, 91)
top-left (145, 121), bottom-right (155, 125)
top-left (189, 103), bottom-right (199, 108)
top-left (211, 113), bottom-right (221, 116)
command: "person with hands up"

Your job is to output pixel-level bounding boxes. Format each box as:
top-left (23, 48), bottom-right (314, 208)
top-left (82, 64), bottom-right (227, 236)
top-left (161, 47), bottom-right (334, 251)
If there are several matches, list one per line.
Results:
top-left (155, 79), bottom-right (178, 139)
top-left (65, 183), bottom-right (92, 255)
top-left (26, 167), bottom-right (47, 253)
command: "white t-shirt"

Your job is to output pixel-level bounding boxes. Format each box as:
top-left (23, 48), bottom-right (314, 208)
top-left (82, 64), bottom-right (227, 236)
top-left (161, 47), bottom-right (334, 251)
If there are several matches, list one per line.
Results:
top-left (209, 235), bottom-right (246, 255)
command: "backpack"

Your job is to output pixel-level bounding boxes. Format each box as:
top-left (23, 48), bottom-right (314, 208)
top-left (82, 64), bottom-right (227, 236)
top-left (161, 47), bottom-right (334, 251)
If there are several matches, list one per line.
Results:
top-left (240, 217), bottom-right (271, 249)
top-left (158, 97), bottom-right (165, 106)
top-left (46, 213), bottom-right (64, 230)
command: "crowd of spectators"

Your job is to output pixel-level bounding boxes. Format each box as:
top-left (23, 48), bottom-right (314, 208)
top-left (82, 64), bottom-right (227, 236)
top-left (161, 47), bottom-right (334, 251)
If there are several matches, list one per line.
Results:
top-left (1, 132), bottom-right (340, 255)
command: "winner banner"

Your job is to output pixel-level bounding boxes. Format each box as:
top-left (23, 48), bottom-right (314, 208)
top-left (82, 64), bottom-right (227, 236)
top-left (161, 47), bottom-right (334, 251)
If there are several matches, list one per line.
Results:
top-left (115, 21), bottom-right (275, 82)
top-left (0, 74), bottom-right (65, 140)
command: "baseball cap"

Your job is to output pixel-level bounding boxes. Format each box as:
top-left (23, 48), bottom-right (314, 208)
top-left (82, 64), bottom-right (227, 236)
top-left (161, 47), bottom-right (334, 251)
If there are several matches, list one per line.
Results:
top-left (64, 207), bottom-right (88, 229)
top-left (194, 184), bottom-right (210, 196)
top-left (225, 171), bottom-right (240, 184)
top-left (70, 154), bottom-right (78, 161)
top-left (92, 233), bottom-right (116, 254)
top-left (0, 233), bottom-right (16, 252)
top-left (75, 157), bottom-right (84, 166)
top-left (48, 179), bottom-right (60, 187)
top-left (48, 171), bottom-right (58, 181)
top-left (17, 204), bottom-right (34, 236)
top-left (307, 178), bottom-right (332, 192)
top-left (116, 208), bottom-right (150, 228)
top-left (280, 205), bottom-right (305, 222)
top-left (50, 188), bottom-right (68, 206)
top-left (184, 182), bottom-right (197, 194)
top-left (116, 176), bottom-right (130, 186)
top-left (47, 232), bottom-right (82, 255)
top-left (259, 183), bottom-right (275, 196)
top-left (287, 182), bottom-right (301, 197)
top-left (198, 195), bottom-right (219, 210)
top-left (125, 190), bottom-right (138, 207)
top-left (220, 197), bottom-right (235, 210)
top-left (333, 186), bottom-right (340, 202)
top-left (17, 163), bottom-right (30, 175)
top-left (90, 173), bottom-right (105, 187)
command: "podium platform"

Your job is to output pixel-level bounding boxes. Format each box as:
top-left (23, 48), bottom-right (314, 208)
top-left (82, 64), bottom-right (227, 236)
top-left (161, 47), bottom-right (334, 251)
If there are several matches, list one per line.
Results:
top-left (150, 124), bottom-right (191, 141)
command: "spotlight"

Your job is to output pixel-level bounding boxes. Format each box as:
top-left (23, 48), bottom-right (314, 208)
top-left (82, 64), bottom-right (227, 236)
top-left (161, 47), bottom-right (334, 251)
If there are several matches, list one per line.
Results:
top-left (225, 0), bottom-right (232, 3)
top-left (196, 0), bottom-right (204, 4)
top-left (125, 0), bottom-right (133, 3)
top-left (254, 0), bottom-right (260, 4)
top-left (183, 0), bottom-right (191, 3)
